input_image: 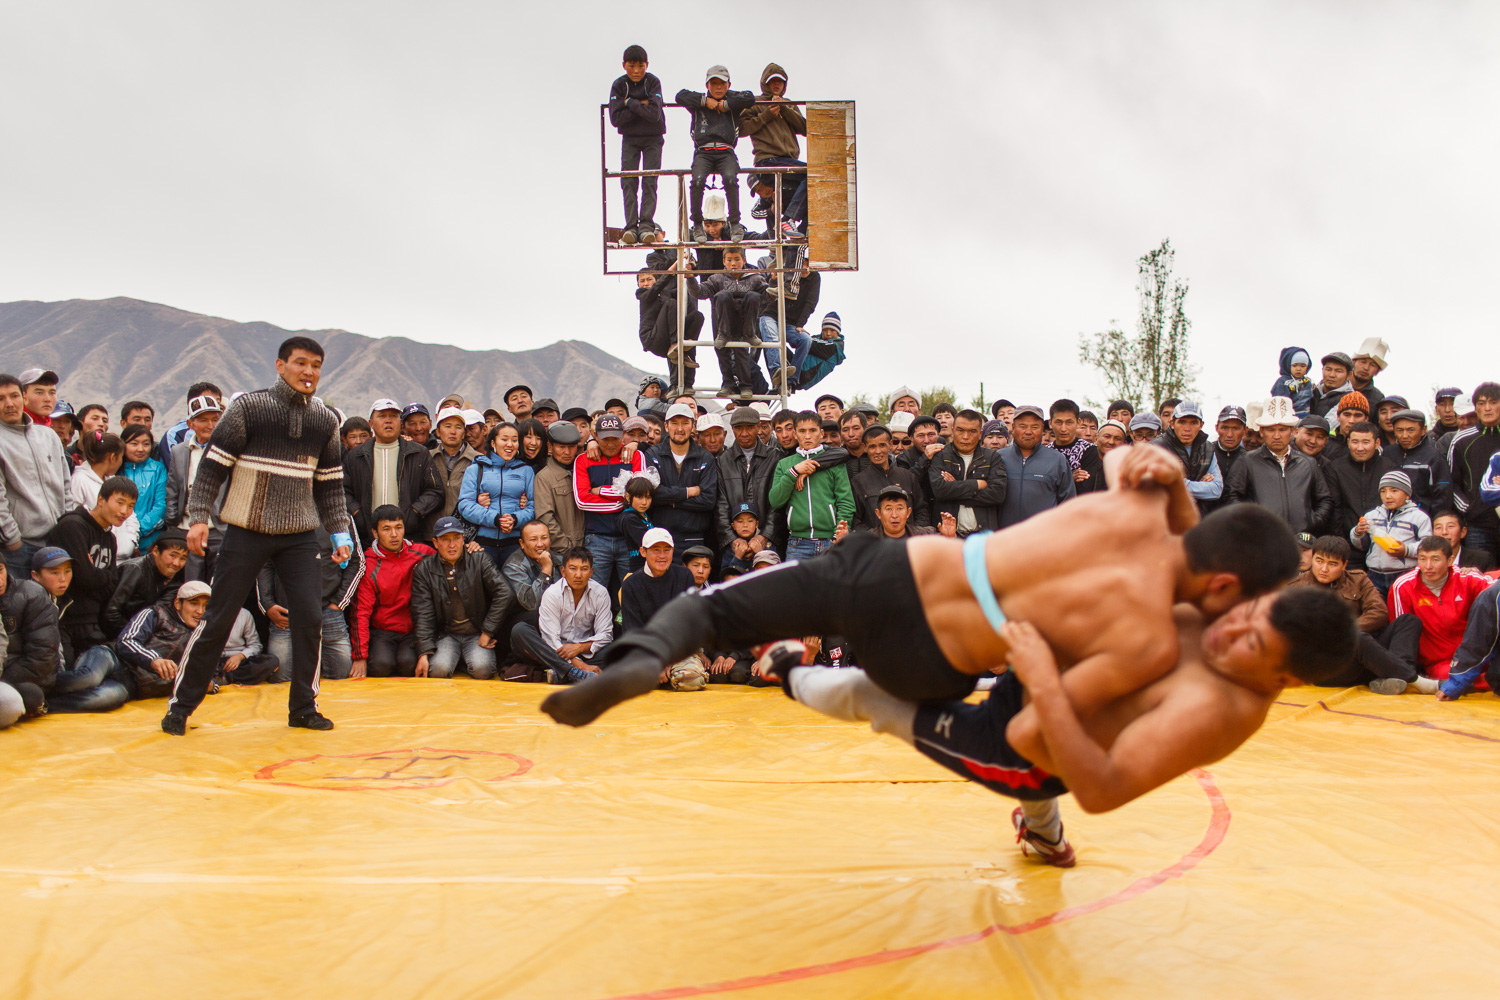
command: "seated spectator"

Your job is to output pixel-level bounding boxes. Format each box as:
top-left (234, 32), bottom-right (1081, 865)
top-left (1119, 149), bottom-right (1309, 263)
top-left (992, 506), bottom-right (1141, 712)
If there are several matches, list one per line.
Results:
top-left (429, 406), bottom-right (482, 530)
top-left (770, 411), bottom-right (856, 561)
top-left (341, 416), bottom-right (371, 452)
top-left (114, 581), bottom-right (214, 700)
top-left (1270, 347), bottom-right (1315, 415)
top-left (534, 420), bottom-right (584, 556)
top-left (851, 424), bottom-right (927, 530)
top-left (120, 425), bottom-right (167, 550)
top-left (256, 525), bottom-right (362, 682)
top-left (689, 247), bottom-right (766, 397)
top-left (1095, 419), bottom-right (1128, 458)
top-left (1308, 352), bottom-right (1356, 418)
top-left (501, 521), bottom-right (563, 664)
top-left (350, 505), bottom-right (435, 679)
top-left (1225, 397), bottom-right (1332, 536)
top-left (104, 528), bottom-right (187, 638)
top-left (1437, 577), bottom-right (1500, 700)
top-left (1128, 412), bottom-right (1161, 444)
top-left (1, 558), bottom-right (56, 723)
top-left (344, 399), bottom-right (445, 549)
top-left (70, 431), bottom-right (141, 557)
top-left (401, 403), bottom-right (432, 444)
top-left (1388, 536), bottom-right (1492, 680)
top-left (1383, 408), bottom-right (1450, 515)
top-left (1049, 399), bottom-right (1106, 496)
top-left (44, 477), bottom-right (133, 660)
top-left (981, 420), bottom-right (1010, 451)
top-left (27, 546), bottom-right (129, 712)
top-left (165, 394), bottom-right (227, 581)
top-left (637, 266), bottom-right (704, 386)
top-left (411, 516), bottom-right (513, 680)
top-left (1351, 471), bottom-right (1431, 597)
top-left (998, 406), bottom-right (1072, 529)
top-left (0, 372), bottom-right (70, 583)
top-left (621, 528), bottom-right (694, 633)
top-left (510, 547), bottom-right (614, 684)
top-left (759, 249), bottom-right (819, 391)
top-left (1153, 400), bottom-right (1220, 510)
top-left (458, 422), bottom-right (536, 566)
top-left (795, 312), bottom-right (846, 393)
top-left (1432, 509), bottom-right (1494, 574)
top-left (741, 62), bottom-right (808, 236)
top-left (216, 603), bottom-right (279, 688)
top-left (1291, 536), bottom-right (1428, 694)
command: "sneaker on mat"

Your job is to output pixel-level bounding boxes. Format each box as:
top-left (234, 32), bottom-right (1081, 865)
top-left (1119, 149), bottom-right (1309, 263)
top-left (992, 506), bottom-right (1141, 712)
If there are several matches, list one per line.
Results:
top-left (1369, 678), bottom-right (1408, 695)
top-left (1013, 807), bottom-right (1077, 868)
top-left (289, 711), bottom-right (335, 731)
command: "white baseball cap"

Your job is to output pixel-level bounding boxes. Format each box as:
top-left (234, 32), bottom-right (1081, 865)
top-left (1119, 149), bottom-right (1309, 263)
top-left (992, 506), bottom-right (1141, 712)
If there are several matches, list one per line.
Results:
top-left (665, 402), bottom-right (697, 423)
top-left (696, 412), bottom-right (723, 433)
top-left (641, 527), bottom-right (674, 549)
top-left (461, 408), bottom-right (485, 426)
top-left (370, 397), bottom-right (401, 416)
top-left (434, 406), bottom-right (465, 425)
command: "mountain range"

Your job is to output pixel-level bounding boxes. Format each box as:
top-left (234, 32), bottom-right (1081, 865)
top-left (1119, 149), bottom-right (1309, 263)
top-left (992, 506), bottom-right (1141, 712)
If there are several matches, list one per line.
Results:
top-left (0, 297), bottom-right (652, 423)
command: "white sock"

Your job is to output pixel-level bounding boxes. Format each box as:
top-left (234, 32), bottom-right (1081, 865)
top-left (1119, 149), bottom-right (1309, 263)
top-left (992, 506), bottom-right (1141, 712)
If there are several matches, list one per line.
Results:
top-left (787, 667), bottom-right (918, 744)
top-left (1411, 675), bottom-right (1440, 695)
top-left (1021, 798), bottom-right (1063, 843)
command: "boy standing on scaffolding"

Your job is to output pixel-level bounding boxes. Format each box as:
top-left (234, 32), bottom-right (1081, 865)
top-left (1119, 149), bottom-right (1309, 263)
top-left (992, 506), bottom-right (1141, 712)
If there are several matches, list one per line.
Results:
top-left (677, 65), bottom-right (755, 245)
top-left (609, 44), bottom-right (665, 246)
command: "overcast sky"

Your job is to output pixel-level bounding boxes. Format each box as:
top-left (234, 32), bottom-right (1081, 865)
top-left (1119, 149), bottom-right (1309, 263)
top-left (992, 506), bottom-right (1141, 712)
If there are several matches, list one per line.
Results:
top-left (3, 2), bottom-right (1496, 416)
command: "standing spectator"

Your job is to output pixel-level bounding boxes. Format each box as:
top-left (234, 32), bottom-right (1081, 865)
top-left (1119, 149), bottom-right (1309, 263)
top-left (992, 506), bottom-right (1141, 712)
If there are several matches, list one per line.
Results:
top-left (740, 62), bottom-right (808, 236)
top-left (1308, 353), bottom-right (1356, 418)
top-left (165, 394), bottom-right (227, 581)
top-left (621, 528), bottom-right (694, 633)
top-left (1349, 337), bottom-right (1389, 412)
top-left (1207, 406), bottom-right (1250, 510)
top-left (769, 411), bottom-right (856, 561)
top-left (1447, 381), bottom-right (1500, 562)
top-left (716, 407), bottom-right (779, 554)
top-left (49, 402), bottom-right (77, 458)
top-left (695, 412), bottom-right (728, 458)
top-left (458, 422), bottom-right (535, 567)
top-left (1324, 422), bottom-right (1385, 569)
top-left (678, 66), bottom-right (756, 242)
top-left (1128, 412), bottom-right (1161, 444)
top-left (574, 414), bottom-right (646, 601)
top-left (1331, 392), bottom-right (1371, 446)
top-left (510, 547), bottom-right (614, 684)
top-left (504, 385), bottom-right (534, 423)
top-left (120, 425), bottom-right (167, 551)
top-left (1388, 536), bottom-right (1491, 681)
top-left (888, 386), bottom-right (921, 417)
top-left (428, 405), bottom-right (481, 528)
top-left (644, 404), bottom-right (719, 553)
top-left (463, 409), bottom-right (489, 452)
top-left (120, 400), bottom-right (154, 430)
top-left (899, 414), bottom-right (945, 507)
top-left (18, 368), bottom-right (59, 426)
top-left (1269, 347), bottom-right (1315, 415)
top-left (1373, 396), bottom-right (1406, 448)
top-left (1351, 471), bottom-right (1431, 597)
top-left (814, 393), bottom-right (844, 424)
top-left (1157, 399), bottom-right (1181, 425)
top-left (154, 381), bottom-right (224, 465)
top-left (1294, 414), bottom-right (1333, 466)
top-left (609, 44), bottom-right (666, 244)
top-left (1382, 408), bottom-right (1450, 515)
top-left (1047, 399), bottom-right (1105, 496)
top-left (1432, 510), bottom-right (1495, 574)
top-left (1154, 401), bottom-right (1221, 511)
top-left (532, 399), bottom-right (560, 428)
top-left (1106, 400), bottom-right (1134, 426)
top-left (851, 424), bottom-right (927, 531)
top-left (410, 516), bottom-right (512, 679)
top-left (1429, 387), bottom-right (1463, 448)
top-left (0, 373), bottom-right (69, 583)
top-left (257, 526), bottom-right (362, 682)
top-left (1224, 397), bottom-right (1333, 535)
top-left (401, 403), bottom-right (432, 444)
top-left (341, 416), bottom-right (371, 452)
top-left (887, 411), bottom-right (916, 456)
top-left (796, 312), bottom-right (847, 393)
top-left (1095, 419), bottom-right (1128, 459)
top-left (70, 432), bottom-right (141, 558)
top-left (930, 403), bottom-right (958, 440)
top-left (343, 398), bottom-right (445, 548)
top-left (350, 505), bottom-right (433, 679)
top-left (1077, 410), bottom-right (1099, 443)
top-left (104, 528), bottom-right (188, 638)
top-left (998, 405), bottom-right (1071, 529)
top-left (534, 421), bottom-right (584, 556)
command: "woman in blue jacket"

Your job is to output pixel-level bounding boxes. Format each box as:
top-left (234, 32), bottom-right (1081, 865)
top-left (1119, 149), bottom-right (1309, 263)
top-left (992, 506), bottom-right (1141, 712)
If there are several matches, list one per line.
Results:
top-left (457, 422), bottom-right (535, 567)
top-left (120, 424), bottom-right (169, 550)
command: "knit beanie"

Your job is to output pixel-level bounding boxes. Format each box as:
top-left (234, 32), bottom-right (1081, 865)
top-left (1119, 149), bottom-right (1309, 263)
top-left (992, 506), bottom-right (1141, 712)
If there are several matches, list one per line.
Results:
top-left (1379, 470), bottom-right (1412, 495)
top-left (821, 311), bottom-right (841, 333)
top-left (1338, 391), bottom-right (1370, 415)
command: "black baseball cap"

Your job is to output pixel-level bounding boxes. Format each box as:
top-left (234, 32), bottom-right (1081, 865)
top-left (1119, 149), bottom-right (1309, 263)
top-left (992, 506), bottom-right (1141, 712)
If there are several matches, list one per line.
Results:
top-left (731, 502), bottom-right (759, 521)
top-left (815, 393), bottom-right (844, 410)
top-left (562, 407), bottom-right (590, 423)
top-left (595, 414), bottom-right (625, 438)
top-left (1217, 405), bottom-right (1248, 424)
top-left (401, 403), bottom-right (430, 420)
top-left (532, 398), bottom-right (560, 415)
top-left (877, 484), bottom-right (912, 504)
top-left (503, 384), bottom-right (533, 403)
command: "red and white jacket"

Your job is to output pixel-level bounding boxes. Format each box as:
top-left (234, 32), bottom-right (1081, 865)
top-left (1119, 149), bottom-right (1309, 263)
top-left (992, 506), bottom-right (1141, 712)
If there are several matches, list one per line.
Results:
top-left (353, 539), bottom-right (435, 658)
top-left (1388, 567), bottom-right (1492, 676)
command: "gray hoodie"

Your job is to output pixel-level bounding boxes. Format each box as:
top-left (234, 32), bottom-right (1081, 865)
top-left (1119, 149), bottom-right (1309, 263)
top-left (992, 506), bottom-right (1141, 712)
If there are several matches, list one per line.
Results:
top-left (0, 414), bottom-right (68, 546)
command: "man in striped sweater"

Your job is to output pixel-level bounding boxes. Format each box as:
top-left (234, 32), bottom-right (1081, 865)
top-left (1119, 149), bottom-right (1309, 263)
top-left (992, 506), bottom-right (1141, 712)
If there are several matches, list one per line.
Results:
top-left (162, 337), bottom-right (353, 736)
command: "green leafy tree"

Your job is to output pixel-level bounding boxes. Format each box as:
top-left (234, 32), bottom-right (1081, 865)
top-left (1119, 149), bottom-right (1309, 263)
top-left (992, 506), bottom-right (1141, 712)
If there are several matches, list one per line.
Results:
top-left (1078, 239), bottom-right (1198, 410)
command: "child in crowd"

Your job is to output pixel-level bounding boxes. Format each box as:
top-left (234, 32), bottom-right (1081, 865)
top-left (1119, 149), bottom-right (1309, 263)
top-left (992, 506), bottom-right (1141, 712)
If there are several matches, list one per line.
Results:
top-left (795, 312), bottom-right (846, 392)
top-left (617, 468), bottom-right (659, 572)
top-left (677, 66), bottom-right (756, 244)
top-left (720, 502), bottom-right (763, 576)
top-left (1271, 347), bottom-right (1316, 415)
top-left (739, 62), bottom-right (808, 238)
top-left (1352, 470), bottom-right (1431, 597)
top-left (341, 417), bottom-right (371, 451)
top-left (681, 546), bottom-right (714, 589)
top-left (609, 44), bottom-right (666, 246)
top-left (636, 268), bottom-right (701, 390)
top-left (689, 245), bottom-right (768, 397)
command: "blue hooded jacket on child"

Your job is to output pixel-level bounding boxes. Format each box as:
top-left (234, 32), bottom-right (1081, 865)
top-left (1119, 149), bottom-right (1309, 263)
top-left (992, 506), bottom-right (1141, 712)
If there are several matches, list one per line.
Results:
top-left (1270, 346), bottom-right (1315, 416)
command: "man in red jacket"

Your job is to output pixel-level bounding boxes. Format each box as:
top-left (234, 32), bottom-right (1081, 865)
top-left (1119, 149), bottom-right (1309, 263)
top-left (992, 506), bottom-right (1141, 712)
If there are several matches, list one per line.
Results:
top-left (351, 505), bottom-right (434, 678)
top-left (1387, 536), bottom-right (1492, 680)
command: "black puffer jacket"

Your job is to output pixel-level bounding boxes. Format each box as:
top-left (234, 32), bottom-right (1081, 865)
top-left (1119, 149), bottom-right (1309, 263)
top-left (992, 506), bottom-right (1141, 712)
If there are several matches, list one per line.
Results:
top-left (1225, 446), bottom-right (1334, 535)
top-left (409, 552), bottom-right (514, 656)
top-left (1324, 451), bottom-right (1384, 544)
top-left (1, 579), bottom-right (60, 688)
top-left (1380, 437), bottom-right (1450, 515)
top-left (103, 554), bottom-right (183, 639)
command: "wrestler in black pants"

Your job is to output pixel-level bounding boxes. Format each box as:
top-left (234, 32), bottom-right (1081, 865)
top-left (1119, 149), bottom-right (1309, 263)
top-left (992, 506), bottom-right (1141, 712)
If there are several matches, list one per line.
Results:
top-left (544, 533), bottom-right (975, 726)
top-left (169, 527), bottom-right (325, 719)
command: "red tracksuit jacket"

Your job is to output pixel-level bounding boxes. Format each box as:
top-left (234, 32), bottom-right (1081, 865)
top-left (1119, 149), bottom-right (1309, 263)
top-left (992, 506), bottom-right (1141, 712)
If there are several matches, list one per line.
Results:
top-left (353, 540), bottom-right (434, 658)
top-left (1387, 568), bottom-right (1492, 676)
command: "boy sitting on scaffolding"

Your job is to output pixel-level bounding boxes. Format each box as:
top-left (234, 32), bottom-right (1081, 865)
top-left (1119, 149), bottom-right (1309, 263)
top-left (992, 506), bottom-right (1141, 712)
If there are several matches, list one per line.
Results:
top-left (677, 65), bottom-right (755, 245)
top-left (686, 233), bottom-right (767, 399)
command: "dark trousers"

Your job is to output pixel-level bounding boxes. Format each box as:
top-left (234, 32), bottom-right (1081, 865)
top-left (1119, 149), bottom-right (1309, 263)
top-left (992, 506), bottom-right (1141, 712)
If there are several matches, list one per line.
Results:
top-left (754, 155), bottom-right (807, 226)
top-left (646, 297), bottom-right (701, 389)
top-left (368, 629), bottom-right (419, 677)
top-left (1321, 614), bottom-right (1423, 686)
top-left (621, 136), bottom-right (663, 228)
top-left (510, 623), bottom-right (609, 683)
top-left (220, 651), bottom-right (279, 686)
top-left (711, 288), bottom-right (761, 387)
top-left (690, 147), bottom-right (740, 223)
top-left (168, 527), bottom-right (323, 718)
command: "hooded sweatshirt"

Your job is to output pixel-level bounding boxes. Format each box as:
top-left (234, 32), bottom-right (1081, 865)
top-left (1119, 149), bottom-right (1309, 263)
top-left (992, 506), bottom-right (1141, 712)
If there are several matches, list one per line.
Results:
top-left (739, 63), bottom-right (807, 161)
top-left (1269, 346), bottom-right (1315, 416)
top-left (0, 413), bottom-right (69, 546)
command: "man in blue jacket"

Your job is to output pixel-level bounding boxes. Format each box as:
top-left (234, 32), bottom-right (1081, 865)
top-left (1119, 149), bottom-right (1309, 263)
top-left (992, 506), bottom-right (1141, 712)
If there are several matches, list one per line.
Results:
top-left (999, 406), bottom-right (1075, 528)
top-left (645, 404), bottom-right (719, 554)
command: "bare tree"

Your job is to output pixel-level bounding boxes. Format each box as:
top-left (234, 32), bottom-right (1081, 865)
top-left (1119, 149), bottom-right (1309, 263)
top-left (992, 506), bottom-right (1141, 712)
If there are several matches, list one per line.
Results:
top-left (1078, 239), bottom-right (1198, 409)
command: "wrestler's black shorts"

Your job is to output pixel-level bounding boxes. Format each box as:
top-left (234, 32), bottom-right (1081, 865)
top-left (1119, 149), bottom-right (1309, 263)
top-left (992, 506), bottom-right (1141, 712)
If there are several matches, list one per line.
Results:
top-left (912, 671), bottom-right (1070, 801)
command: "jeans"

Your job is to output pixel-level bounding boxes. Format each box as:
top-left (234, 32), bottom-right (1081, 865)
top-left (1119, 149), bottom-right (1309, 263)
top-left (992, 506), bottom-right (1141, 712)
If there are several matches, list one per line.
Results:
top-left (786, 536), bottom-right (836, 562)
top-left (1364, 569), bottom-right (1401, 601)
top-left (585, 533), bottom-right (633, 608)
top-left (510, 623), bottom-right (609, 684)
top-left (753, 155), bottom-right (807, 225)
top-left (269, 607), bottom-right (353, 682)
top-left (429, 633), bottom-right (498, 679)
top-left (480, 538), bottom-right (521, 570)
top-left (168, 526), bottom-right (325, 719)
top-left (368, 629), bottom-right (419, 678)
top-left (3, 540), bottom-right (38, 586)
top-left (50, 645), bottom-right (129, 713)
top-left (621, 136), bottom-right (663, 228)
top-left (690, 147), bottom-right (740, 223)
top-left (759, 317), bottom-right (812, 380)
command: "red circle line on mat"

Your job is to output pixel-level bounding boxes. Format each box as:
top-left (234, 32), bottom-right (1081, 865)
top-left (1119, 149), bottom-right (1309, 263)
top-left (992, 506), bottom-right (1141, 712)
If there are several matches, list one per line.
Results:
top-left (599, 767), bottom-right (1231, 1000)
top-left (252, 747), bottom-right (533, 791)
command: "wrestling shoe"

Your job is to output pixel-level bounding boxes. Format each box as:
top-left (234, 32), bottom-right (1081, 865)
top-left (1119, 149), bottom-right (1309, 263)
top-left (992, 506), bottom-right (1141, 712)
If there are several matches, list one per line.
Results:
top-left (1368, 678), bottom-right (1407, 695)
top-left (161, 711), bottom-right (187, 736)
top-left (750, 640), bottom-right (806, 683)
top-left (667, 657), bottom-right (709, 691)
top-left (620, 226), bottom-right (638, 246)
top-left (1013, 806), bottom-right (1076, 868)
top-left (289, 711), bottom-right (335, 731)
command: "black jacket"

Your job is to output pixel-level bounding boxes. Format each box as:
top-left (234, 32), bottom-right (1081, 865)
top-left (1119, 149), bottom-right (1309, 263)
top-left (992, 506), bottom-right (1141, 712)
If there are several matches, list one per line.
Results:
top-left (410, 551), bottom-right (514, 656)
top-left (850, 462), bottom-right (929, 530)
top-left (1380, 437), bottom-right (1451, 516)
top-left (1205, 443), bottom-right (1247, 512)
top-left (1050, 440), bottom-right (1107, 495)
top-left (1224, 446), bottom-right (1334, 535)
top-left (608, 72), bottom-right (665, 138)
top-left (257, 525), bottom-right (365, 614)
top-left (715, 440), bottom-right (780, 548)
top-left (1155, 432), bottom-right (1216, 510)
top-left (928, 443), bottom-right (1008, 532)
top-left (621, 563), bottom-right (694, 634)
top-left (43, 508), bottom-right (118, 634)
top-left (1448, 426), bottom-right (1500, 531)
top-left (645, 441), bottom-right (720, 544)
top-left (113, 599), bottom-right (194, 700)
top-left (343, 437), bottom-right (446, 546)
top-left (1, 578), bottom-right (60, 689)
top-left (1324, 451), bottom-right (1384, 546)
top-left (675, 88), bottom-right (756, 148)
top-left (103, 554), bottom-right (183, 639)
top-left (759, 270), bottom-right (821, 327)
top-left (1308, 381), bottom-right (1356, 419)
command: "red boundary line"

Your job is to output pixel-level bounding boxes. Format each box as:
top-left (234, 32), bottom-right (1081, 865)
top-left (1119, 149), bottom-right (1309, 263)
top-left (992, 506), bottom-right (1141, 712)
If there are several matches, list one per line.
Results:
top-left (251, 747), bottom-right (534, 791)
top-left (597, 768), bottom-right (1231, 1000)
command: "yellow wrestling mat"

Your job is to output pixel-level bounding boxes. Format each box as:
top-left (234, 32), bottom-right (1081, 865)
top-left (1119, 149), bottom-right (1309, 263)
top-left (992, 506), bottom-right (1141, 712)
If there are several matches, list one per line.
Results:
top-left (2, 680), bottom-right (1498, 999)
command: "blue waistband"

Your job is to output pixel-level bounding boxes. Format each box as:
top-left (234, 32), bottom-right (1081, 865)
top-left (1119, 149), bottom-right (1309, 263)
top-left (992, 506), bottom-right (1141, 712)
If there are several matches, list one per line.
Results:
top-left (962, 531), bottom-right (1007, 636)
